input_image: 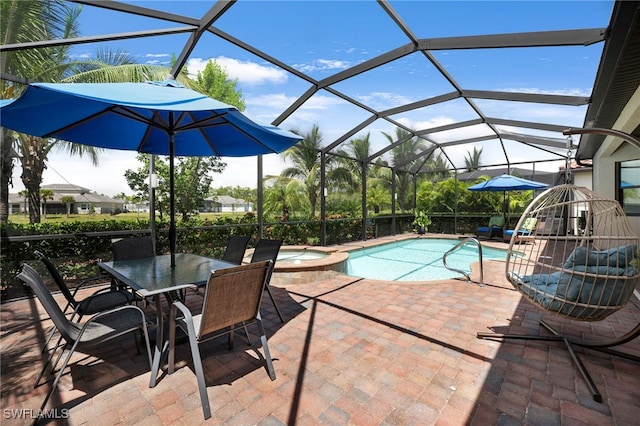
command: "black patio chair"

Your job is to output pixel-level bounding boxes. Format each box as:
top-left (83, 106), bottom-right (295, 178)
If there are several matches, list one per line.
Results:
top-left (35, 250), bottom-right (135, 353)
top-left (250, 239), bottom-right (284, 323)
top-left (111, 236), bottom-right (156, 298)
top-left (17, 264), bottom-right (151, 419)
top-left (111, 236), bottom-right (155, 261)
top-left (221, 235), bottom-right (251, 265)
top-left (167, 261), bottom-right (276, 420)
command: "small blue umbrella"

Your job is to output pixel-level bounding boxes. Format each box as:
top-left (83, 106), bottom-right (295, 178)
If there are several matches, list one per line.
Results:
top-left (467, 174), bottom-right (549, 192)
top-left (468, 174), bottom-right (549, 226)
top-left (1, 80), bottom-right (302, 266)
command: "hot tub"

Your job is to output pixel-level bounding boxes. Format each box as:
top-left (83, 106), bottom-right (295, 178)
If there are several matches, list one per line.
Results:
top-left (277, 250), bottom-right (329, 263)
top-left (247, 246), bottom-right (348, 285)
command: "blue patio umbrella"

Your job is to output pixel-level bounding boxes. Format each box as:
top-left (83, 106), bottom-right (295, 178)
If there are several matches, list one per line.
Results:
top-left (468, 174), bottom-right (549, 225)
top-left (1, 80), bottom-right (302, 266)
top-left (467, 174), bottom-right (549, 192)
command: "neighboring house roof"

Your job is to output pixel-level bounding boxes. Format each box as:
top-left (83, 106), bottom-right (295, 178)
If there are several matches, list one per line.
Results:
top-left (208, 195), bottom-right (251, 205)
top-left (41, 183), bottom-right (92, 194)
top-left (9, 183), bottom-right (120, 204)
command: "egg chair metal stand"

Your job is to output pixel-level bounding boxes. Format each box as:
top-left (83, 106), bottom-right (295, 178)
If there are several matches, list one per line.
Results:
top-left (477, 184), bottom-right (640, 403)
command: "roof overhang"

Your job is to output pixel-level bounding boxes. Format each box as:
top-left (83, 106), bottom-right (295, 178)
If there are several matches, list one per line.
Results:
top-left (576, 0), bottom-right (640, 162)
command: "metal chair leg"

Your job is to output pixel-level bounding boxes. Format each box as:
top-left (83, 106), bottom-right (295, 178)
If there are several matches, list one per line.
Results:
top-left (256, 318), bottom-right (276, 381)
top-left (264, 285), bottom-right (284, 323)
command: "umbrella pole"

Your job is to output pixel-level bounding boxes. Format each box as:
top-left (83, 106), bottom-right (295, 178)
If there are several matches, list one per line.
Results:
top-left (169, 131), bottom-right (176, 268)
top-left (504, 191), bottom-right (508, 228)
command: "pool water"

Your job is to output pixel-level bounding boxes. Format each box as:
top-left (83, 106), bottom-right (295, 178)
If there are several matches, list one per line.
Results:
top-left (345, 238), bottom-right (507, 281)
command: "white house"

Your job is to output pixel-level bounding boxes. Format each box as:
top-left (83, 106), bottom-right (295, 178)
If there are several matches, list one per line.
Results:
top-left (202, 195), bottom-right (253, 213)
top-left (9, 183), bottom-right (123, 215)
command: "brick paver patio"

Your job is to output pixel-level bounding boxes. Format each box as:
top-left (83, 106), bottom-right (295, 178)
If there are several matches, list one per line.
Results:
top-left (1, 239), bottom-right (639, 425)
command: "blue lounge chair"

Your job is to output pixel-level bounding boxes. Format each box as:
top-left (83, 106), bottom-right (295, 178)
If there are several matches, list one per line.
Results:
top-left (476, 215), bottom-right (505, 240)
top-left (503, 217), bottom-right (538, 242)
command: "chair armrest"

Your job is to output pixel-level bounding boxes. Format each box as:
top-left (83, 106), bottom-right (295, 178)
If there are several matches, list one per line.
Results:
top-left (82, 304), bottom-right (147, 324)
top-left (78, 305), bottom-right (148, 339)
top-left (71, 274), bottom-right (113, 297)
top-left (73, 290), bottom-right (132, 314)
top-left (79, 305), bottom-right (151, 366)
top-left (170, 301), bottom-right (194, 324)
top-left (170, 301), bottom-right (201, 342)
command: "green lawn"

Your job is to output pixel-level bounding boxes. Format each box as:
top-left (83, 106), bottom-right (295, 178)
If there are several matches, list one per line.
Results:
top-left (7, 212), bottom-right (240, 224)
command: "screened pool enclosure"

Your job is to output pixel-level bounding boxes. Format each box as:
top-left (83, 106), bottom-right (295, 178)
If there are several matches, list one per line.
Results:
top-left (2, 0), bottom-right (639, 244)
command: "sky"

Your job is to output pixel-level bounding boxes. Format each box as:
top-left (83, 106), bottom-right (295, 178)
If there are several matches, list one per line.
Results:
top-left (7, 0), bottom-right (615, 197)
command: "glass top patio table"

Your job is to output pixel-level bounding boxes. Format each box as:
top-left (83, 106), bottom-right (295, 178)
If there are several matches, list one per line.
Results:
top-left (98, 253), bottom-right (237, 387)
top-left (98, 253), bottom-right (236, 297)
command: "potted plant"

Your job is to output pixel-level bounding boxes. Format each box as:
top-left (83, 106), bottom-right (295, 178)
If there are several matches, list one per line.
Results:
top-left (413, 211), bottom-right (431, 234)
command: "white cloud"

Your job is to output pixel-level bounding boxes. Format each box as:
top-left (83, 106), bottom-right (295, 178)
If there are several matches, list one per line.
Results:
top-left (186, 56), bottom-right (287, 86)
top-left (395, 116), bottom-right (455, 133)
top-left (242, 93), bottom-right (299, 124)
top-left (499, 87), bottom-right (592, 97)
top-left (270, 94), bottom-right (351, 130)
top-left (357, 92), bottom-right (416, 110)
top-left (68, 51), bottom-right (92, 59)
top-left (246, 93), bottom-right (297, 110)
top-left (293, 58), bottom-right (351, 73)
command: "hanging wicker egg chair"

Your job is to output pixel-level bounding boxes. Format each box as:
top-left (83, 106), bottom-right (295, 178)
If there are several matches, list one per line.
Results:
top-left (478, 184), bottom-right (639, 402)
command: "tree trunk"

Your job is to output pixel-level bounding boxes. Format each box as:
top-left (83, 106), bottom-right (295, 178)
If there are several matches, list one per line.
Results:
top-left (21, 136), bottom-right (46, 223)
top-left (0, 128), bottom-right (15, 224)
top-left (309, 188), bottom-right (317, 218)
top-left (26, 189), bottom-right (41, 223)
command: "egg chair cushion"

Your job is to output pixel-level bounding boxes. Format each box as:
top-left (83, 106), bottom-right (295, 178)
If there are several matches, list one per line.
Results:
top-left (510, 262), bottom-right (637, 320)
top-left (563, 244), bottom-right (637, 269)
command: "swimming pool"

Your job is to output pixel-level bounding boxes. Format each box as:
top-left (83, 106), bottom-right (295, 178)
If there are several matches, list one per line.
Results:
top-left (345, 238), bottom-right (507, 281)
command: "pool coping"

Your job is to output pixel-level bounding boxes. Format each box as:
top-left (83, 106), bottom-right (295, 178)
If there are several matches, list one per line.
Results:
top-left (273, 245), bottom-right (349, 273)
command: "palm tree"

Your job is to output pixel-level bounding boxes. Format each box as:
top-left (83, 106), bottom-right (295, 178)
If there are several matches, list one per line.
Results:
top-left (336, 133), bottom-right (372, 194)
top-left (60, 195), bottom-right (75, 217)
top-left (420, 153), bottom-right (451, 181)
top-left (0, 0), bottom-right (197, 224)
top-left (366, 185), bottom-right (388, 214)
top-left (18, 133), bottom-right (101, 223)
top-left (18, 189), bottom-right (28, 216)
top-left (1, 0), bottom-right (67, 223)
top-left (280, 124), bottom-right (352, 218)
top-left (464, 147), bottom-right (483, 172)
top-left (263, 176), bottom-right (310, 220)
top-left (280, 125), bottom-right (322, 218)
top-left (1, 0), bottom-right (95, 223)
top-left (40, 188), bottom-right (53, 218)
top-left (0, 129), bottom-right (16, 222)
top-left (383, 127), bottom-right (428, 212)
